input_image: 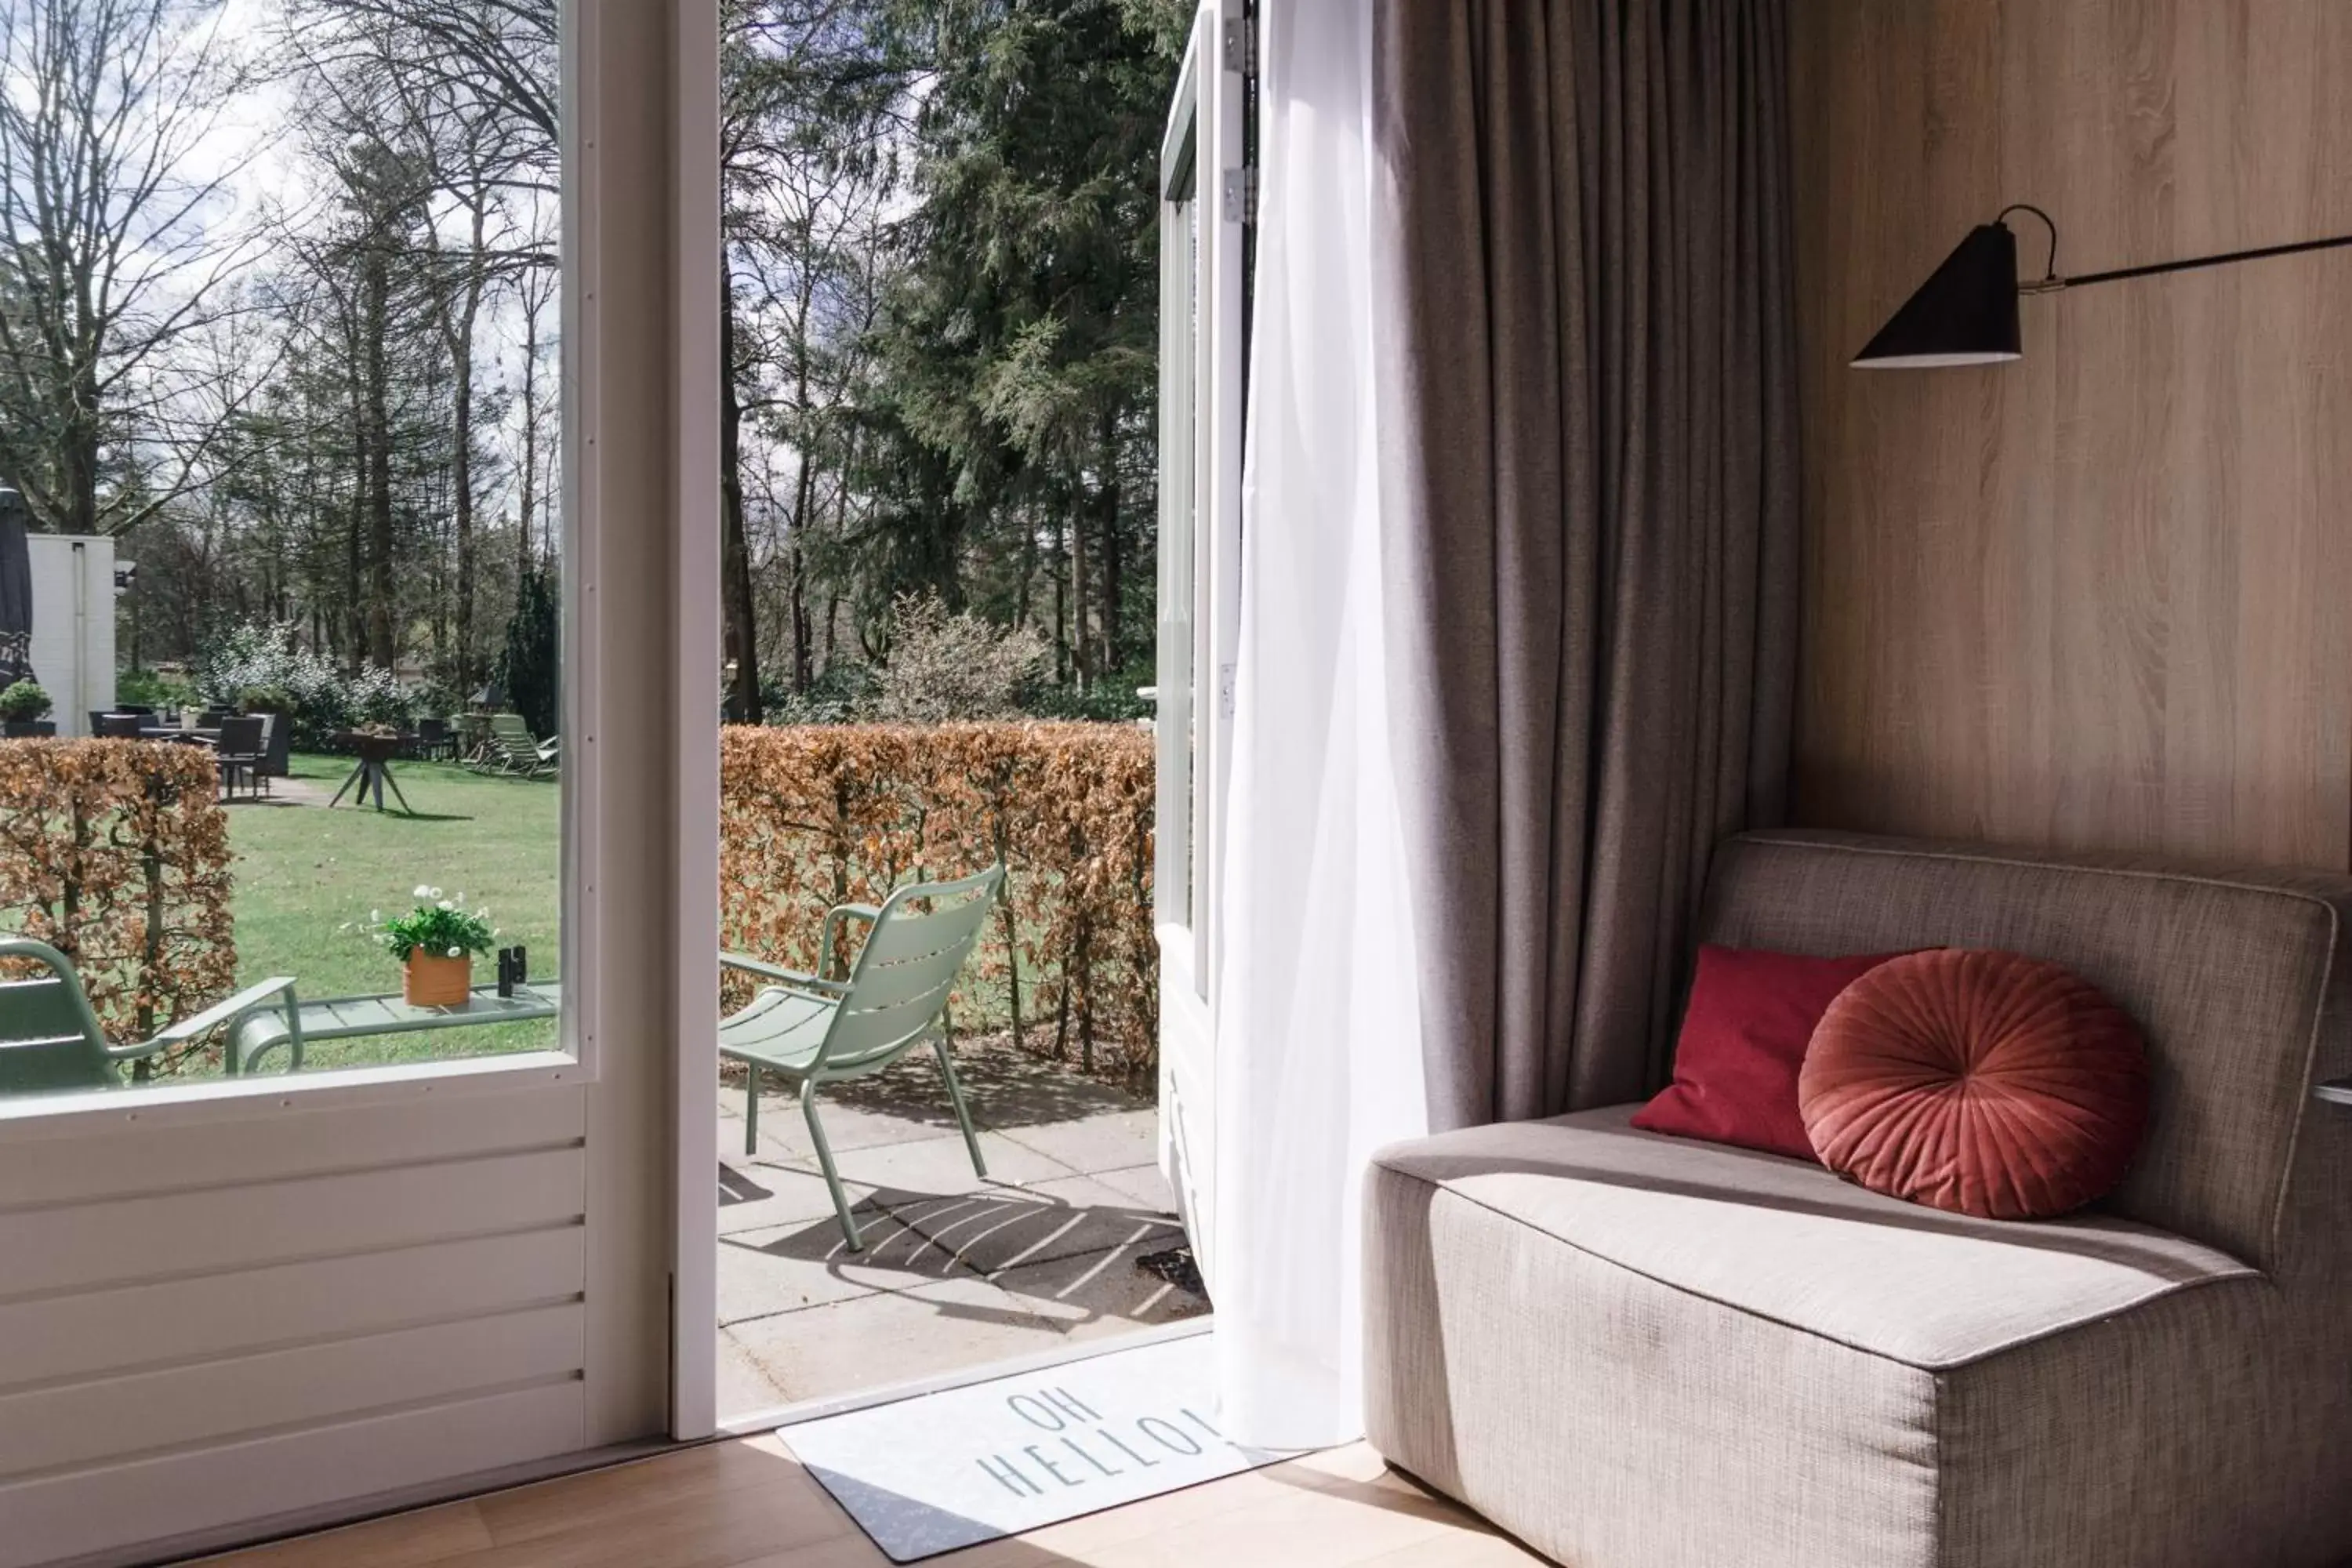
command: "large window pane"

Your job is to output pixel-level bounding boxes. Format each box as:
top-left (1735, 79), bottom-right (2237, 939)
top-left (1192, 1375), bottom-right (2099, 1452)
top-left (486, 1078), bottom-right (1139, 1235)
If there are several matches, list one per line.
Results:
top-left (0, 0), bottom-right (564, 1100)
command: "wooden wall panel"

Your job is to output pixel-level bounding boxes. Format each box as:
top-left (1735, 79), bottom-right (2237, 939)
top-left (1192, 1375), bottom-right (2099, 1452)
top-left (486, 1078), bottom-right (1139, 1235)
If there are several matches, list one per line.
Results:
top-left (1790, 0), bottom-right (2352, 868)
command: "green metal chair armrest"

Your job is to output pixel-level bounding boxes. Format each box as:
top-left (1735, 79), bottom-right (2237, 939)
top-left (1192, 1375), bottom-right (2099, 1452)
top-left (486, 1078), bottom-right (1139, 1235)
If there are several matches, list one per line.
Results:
top-left (151, 977), bottom-right (301, 1054)
top-left (819, 904), bottom-right (883, 977)
top-left (720, 952), bottom-right (849, 996)
top-left (99, 1033), bottom-right (172, 1066)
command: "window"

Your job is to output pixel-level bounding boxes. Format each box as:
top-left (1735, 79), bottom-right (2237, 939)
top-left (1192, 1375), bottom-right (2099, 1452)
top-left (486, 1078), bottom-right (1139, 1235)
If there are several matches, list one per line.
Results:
top-left (0, 0), bottom-right (574, 1109)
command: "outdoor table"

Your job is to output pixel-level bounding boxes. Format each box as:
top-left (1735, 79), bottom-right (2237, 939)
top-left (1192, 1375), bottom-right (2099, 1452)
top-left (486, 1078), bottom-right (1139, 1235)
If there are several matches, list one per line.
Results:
top-left (226, 979), bottom-right (561, 1076)
top-left (136, 725), bottom-right (218, 745)
top-left (329, 730), bottom-right (416, 811)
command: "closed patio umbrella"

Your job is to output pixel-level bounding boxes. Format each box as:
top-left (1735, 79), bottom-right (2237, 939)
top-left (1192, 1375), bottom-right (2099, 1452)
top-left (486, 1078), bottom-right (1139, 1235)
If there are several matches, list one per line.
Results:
top-left (0, 485), bottom-right (32, 687)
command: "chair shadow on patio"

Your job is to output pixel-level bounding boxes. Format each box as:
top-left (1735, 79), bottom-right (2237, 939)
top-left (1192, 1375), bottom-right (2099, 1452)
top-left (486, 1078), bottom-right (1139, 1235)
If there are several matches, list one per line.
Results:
top-left (717, 1034), bottom-right (1208, 1416)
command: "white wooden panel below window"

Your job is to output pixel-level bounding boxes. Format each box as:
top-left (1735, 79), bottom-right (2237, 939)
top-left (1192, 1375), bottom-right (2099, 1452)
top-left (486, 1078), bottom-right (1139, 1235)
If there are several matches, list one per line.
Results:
top-left (0, 1148), bottom-right (586, 1299)
top-left (0, 1304), bottom-right (584, 1479)
top-left (0, 1087), bottom-right (586, 1207)
top-left (0, 1226), bottom-right (583, 1395)
top-left (0, 1381), bottom-right (585, 1568)
top-left (0, 1088), bottom-right (592, 1566)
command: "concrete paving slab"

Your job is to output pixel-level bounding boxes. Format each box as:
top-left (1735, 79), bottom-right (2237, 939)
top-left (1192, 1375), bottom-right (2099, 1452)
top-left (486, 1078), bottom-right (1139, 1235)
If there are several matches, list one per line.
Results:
top-left (727, 1272), bottom-right (1071, 1406)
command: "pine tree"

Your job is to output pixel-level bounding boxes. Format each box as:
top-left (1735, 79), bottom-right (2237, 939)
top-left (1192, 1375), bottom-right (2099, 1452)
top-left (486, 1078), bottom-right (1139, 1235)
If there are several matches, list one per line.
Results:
top-left (498, 564), bottom-right (559, 740)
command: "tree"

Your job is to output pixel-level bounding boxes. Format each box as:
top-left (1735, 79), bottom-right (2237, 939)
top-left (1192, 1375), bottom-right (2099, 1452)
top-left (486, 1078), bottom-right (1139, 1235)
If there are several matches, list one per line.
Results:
top-left (717, 0), bottom-right (906, 720)
top-left (288, 0), bottom-right (558, 182)
top-left (498, 562), bottom-right (558, 739)
top-left (859, 0), bottom-right (1181, 687)
top-left (0, 0), bottom-right (267, 536)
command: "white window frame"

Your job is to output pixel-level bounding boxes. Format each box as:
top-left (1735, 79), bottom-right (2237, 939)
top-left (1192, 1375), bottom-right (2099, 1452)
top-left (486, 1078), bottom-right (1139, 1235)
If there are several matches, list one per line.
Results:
top-left (1154, 0), bottom-right (1248, 1290)
top-left (0, 0), bottom-right (614, 1142)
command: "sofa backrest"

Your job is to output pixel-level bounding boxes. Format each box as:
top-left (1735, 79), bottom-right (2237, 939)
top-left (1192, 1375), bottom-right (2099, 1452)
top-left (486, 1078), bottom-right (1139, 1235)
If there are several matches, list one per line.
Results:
top-left (1700, 830), bottom-right (2352, 1272)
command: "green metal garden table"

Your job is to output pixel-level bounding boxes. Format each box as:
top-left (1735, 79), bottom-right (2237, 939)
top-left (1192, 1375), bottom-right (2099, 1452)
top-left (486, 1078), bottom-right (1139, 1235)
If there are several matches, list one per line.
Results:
top-left (226, 980), bottom-right (561, 1075)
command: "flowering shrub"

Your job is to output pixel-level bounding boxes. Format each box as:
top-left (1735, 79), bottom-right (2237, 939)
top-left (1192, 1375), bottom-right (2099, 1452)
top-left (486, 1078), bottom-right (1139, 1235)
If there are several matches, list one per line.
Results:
top-left (197, 620), bottom-right (412, 747)
top-left (0, 740), bottom-right (236, 1069)
top-left (720, 723), bottom-right (1155, 1078)
top-left (368, 886), bottom-right (496, 960)
top-left (870, 593), bottom-right (1048, 724)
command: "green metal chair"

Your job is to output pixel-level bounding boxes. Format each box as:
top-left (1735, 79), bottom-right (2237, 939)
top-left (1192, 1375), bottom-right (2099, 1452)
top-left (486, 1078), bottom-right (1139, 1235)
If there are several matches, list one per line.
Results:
top-left (720, 865), bottom-right (1004, 1251)
top-left (478, 713), bottom-right (557, 779)
top-left (0, 937), bottom-right (304, 1095)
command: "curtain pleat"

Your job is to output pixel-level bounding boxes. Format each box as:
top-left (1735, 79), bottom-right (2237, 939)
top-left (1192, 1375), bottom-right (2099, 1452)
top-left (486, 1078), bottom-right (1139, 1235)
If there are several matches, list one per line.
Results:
top-left (1372, 0), bottom-right (1802, 1131)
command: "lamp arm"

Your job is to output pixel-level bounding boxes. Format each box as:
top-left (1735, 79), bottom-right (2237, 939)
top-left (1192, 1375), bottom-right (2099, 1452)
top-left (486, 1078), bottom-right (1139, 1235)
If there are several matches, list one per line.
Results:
top-left (1995, 203), bottom-right (2060, 286)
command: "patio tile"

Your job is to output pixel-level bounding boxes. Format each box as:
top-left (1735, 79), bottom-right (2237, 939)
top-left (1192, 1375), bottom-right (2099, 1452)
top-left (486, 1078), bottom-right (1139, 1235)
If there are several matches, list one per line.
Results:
top-left (728, 1272), bottom-right (1071, 1406)
top-left (822, 1129), bottom-right (1076, 1197)
top-left (735, 1091), bottom-right (956, 1160)
top-left (997, 1107), bottom-right (1160, 1175)
top-left (719, 1209), bottom-right (967, 1326)
top-left (992, 1236), bottom-right (1212, 1341)
top-left (718, 1327), bottom-right (790, 1414)
top-left (719, 1156), bottom-right (884, 1238)
top-left (885, 1176), bottom-right (1182, 1277)
top-left (713, 1046), bottom-right (1196, 1422)
top-left (1091, 1160), bottom-right (1179, 1214)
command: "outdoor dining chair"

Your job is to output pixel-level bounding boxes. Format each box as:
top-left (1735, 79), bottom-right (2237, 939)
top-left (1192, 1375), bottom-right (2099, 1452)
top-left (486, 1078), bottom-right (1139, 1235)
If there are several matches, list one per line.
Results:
top-left (214, 715), bottom-right (267, 800)
top-left (0, 937), bottom-right (302, 1095)
top-left (96, 713), bottom-right (143, 739)
top-left (720, 865), bottom-right (1005, 1251)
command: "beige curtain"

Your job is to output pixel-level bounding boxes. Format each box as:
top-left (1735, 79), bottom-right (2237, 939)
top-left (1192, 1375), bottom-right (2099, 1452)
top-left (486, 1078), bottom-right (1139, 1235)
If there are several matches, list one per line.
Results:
top-left (1371, 0), bottom-right (1802, 1130)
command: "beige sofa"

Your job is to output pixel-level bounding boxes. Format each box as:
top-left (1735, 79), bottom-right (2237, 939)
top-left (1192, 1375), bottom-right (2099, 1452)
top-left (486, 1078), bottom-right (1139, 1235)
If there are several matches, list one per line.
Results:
top-left (1363, 831), bottom-right (2352, 1568)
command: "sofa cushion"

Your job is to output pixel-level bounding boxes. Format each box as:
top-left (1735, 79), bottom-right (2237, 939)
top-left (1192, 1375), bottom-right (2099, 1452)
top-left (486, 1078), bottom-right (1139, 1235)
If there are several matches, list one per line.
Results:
top-left (1631, 943), bottom-right (1900, 1161)
top-left (1700, 832), bottom-right (2352, 1269)
top-left (1801, 949), bottom-right (2150, 1219)
top-left (1371, 1105), bottom-right (2251, 1370)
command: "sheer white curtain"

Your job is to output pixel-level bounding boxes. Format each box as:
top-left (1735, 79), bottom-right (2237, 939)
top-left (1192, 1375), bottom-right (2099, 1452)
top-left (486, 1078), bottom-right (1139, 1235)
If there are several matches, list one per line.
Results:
top-left (1211, 0), bottom-right (1428, 1452)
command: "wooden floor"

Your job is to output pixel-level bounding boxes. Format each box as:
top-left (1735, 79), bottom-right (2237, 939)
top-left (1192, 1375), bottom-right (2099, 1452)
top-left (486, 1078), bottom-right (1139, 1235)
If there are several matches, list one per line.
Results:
top-left (195, 1437), bottom-right (1541, 1568)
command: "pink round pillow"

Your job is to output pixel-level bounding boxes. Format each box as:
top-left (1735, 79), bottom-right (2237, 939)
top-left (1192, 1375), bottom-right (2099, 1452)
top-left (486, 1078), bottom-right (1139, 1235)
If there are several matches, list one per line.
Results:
top-left (1798, 949), bottom-right (2149, 1220)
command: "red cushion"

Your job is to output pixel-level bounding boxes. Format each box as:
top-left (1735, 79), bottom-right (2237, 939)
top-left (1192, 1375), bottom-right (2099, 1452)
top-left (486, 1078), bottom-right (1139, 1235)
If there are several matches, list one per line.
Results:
top-left (1798, 949), bottom-right (2150, 1220)
top-left (1632, 945), bottom-right (1904, 1161)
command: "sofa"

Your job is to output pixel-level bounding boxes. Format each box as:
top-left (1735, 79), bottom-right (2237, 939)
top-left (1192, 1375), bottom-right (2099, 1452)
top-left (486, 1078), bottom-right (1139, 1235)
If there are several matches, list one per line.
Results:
top-left (1363, 830), bottom-right (2352, 1568)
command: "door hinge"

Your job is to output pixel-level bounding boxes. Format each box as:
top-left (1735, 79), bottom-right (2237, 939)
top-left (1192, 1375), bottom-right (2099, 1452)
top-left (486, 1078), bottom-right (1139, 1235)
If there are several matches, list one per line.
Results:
top-left (1221, 16), bottom-right (1257, 80)
top-left (1221, 166), bottom-right (1258, 227)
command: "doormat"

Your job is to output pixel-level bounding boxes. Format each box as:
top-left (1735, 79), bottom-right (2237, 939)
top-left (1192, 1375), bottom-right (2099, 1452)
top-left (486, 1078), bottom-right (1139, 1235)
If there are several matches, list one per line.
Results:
top-left (777, 1333), bottom-right (1283, 1562)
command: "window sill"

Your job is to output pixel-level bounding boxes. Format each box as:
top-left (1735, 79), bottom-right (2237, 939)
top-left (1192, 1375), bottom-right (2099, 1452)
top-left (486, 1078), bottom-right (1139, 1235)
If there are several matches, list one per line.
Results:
top-left (0, 1051), bottom-right (586, 1145)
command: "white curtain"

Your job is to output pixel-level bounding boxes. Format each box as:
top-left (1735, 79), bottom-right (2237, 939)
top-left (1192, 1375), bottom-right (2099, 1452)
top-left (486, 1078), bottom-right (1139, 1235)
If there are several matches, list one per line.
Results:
top-left (1211, 0), bottom-right (1428, 1452)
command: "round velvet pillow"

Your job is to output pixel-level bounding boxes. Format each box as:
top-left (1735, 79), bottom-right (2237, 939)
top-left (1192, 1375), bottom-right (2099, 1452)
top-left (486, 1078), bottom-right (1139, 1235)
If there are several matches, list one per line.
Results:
top-left (1798, 949), bottom-right (2149, 1220)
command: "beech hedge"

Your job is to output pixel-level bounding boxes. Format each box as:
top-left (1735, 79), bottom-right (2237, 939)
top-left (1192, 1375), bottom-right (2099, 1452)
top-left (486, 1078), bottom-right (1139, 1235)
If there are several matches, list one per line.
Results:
top-left (720, 723), bottom-right (1156, 1078)
top-left (0, 739), bottom-right (237, 1069)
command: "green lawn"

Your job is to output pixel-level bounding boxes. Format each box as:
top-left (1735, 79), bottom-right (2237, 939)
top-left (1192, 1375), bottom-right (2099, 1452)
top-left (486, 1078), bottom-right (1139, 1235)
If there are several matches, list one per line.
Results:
top-left (227, 753), bottom-right (561, 1071)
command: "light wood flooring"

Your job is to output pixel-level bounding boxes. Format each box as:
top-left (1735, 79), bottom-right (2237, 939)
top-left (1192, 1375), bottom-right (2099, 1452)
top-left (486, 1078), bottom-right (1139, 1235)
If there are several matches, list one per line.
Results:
top-left (194, 1436), bottom-right (1542, 1568)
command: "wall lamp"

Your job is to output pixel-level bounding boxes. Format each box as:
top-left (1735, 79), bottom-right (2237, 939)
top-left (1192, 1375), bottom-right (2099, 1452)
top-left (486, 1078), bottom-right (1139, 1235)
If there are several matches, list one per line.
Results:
top-left (1852, 204), bottom-right (2352, 368)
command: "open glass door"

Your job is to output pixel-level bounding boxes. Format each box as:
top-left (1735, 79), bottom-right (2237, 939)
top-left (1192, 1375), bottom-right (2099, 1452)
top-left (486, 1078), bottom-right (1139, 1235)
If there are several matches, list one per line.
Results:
top-left (1156, 0), bottom-right (1248, 1293)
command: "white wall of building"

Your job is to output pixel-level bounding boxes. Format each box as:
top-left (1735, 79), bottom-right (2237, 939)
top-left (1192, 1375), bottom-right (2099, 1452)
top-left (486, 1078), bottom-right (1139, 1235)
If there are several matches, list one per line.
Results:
top-left (24, 534), bottom-right (114, 736)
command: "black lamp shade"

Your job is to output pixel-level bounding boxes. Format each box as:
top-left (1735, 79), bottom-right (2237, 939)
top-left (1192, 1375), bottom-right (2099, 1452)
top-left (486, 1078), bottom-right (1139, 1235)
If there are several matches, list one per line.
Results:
top-left (1852, 222), bottom-right (2023, 368)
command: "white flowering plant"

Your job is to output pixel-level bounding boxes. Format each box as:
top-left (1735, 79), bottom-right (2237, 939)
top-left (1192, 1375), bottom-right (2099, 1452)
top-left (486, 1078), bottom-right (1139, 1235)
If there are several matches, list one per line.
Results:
top-left (370, 886), bottom-right (498, 963)
top-left (198, 620), bottom-right (414, 746)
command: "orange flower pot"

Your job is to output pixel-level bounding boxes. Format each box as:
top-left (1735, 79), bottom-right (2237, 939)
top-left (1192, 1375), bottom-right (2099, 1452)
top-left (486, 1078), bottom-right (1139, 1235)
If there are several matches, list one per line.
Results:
top-left (404, 952), bottom-right (474, 1007)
